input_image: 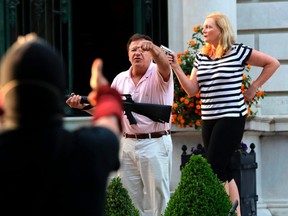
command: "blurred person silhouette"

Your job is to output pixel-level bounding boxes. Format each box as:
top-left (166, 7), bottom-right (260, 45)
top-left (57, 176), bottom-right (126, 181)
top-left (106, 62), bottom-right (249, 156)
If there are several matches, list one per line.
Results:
top-left (168, 12), bottom-right (280, 216)
top-left (0, 33), bottom-right (123, 216)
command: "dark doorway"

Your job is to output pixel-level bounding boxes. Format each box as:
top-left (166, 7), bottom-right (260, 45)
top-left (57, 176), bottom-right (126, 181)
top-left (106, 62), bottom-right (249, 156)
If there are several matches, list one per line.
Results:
top-left (66, 0), bottom-right (168, 116)
top-left (71, 1), bottom-right (134, 96)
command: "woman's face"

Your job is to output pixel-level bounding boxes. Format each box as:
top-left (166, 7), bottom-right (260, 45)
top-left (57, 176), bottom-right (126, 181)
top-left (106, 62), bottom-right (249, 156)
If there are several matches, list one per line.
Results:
top-left (202, 18), bottom-right (221, 46)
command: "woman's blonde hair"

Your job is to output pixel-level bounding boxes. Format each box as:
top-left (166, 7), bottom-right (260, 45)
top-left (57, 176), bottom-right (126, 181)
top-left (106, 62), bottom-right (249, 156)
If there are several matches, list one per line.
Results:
top-left (201, 12), bottom-right (235, 58)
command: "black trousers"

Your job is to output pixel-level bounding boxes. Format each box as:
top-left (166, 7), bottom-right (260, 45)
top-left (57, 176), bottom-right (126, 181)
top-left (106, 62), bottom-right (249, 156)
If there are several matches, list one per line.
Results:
top-left (201, 115), bottom-right (246, 182)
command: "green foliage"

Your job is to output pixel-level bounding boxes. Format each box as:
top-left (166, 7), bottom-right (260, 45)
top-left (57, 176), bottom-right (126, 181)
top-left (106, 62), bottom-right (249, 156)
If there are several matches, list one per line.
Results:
top-left (164, 155), bottom-right (235, 216)
top-left (105, 176), bottom-right (140, 216)
top-left (172, 26), bottom-right (204, 129)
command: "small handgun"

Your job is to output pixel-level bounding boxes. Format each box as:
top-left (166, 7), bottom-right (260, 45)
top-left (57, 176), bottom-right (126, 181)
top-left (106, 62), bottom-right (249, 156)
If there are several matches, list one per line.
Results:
top-left (160, 45), bottom-right (174, 56)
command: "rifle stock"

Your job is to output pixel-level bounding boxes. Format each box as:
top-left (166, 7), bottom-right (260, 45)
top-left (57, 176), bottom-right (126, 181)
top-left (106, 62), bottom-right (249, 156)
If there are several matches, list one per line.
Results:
top-left (65, 94), bottom-right (172, 125)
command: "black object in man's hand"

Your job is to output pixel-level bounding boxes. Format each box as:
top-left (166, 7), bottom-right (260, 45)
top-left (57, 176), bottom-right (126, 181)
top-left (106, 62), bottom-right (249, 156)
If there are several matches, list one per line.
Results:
top-left (65, 94), bottom-right (172, 125)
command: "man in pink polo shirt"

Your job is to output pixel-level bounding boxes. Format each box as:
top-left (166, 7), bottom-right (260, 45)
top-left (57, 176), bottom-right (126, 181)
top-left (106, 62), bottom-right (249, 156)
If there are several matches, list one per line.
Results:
top-left (67, 33), bottom-right (174, 216)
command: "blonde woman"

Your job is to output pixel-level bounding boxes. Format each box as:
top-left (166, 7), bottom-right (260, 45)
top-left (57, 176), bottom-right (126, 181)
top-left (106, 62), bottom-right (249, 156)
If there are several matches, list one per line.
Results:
top-left (168, 12), bottom-right (280, 215)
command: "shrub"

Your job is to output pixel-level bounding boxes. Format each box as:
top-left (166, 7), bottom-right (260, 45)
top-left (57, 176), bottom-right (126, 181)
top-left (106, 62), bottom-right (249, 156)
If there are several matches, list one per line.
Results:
top-left (164, 155), bottom-right (235, 216)
top-left (105, 176), bottom-right (140, 216)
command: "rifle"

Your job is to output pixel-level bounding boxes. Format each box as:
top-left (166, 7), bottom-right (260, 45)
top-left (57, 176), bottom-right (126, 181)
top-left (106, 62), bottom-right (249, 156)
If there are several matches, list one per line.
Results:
top-left (65, 94), bottom-right (172, 125)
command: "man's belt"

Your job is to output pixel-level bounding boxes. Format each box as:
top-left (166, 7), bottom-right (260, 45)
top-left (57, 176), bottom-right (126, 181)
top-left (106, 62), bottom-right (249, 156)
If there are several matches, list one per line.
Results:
top-left (123, 130), bottom-right (171, 139)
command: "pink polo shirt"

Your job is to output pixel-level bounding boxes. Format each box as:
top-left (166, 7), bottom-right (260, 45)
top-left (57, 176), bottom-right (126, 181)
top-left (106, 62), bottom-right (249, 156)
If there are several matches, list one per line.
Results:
top-left (111, 61), bottom-right (174, 134)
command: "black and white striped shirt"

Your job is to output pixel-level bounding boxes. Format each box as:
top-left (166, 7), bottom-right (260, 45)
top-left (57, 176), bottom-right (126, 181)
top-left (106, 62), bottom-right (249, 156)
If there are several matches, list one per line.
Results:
top-left (194, 43), bottom-right (252, 120)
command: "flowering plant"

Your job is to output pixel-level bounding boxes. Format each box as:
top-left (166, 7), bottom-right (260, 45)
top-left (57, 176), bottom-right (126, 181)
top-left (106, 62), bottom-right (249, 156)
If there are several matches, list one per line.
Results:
top-left (171, 25), bottom-right (266, 129)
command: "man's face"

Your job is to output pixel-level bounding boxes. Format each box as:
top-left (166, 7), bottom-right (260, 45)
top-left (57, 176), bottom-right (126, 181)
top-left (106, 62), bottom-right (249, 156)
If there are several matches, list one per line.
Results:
top-left (128, 39), bottom-right (152, 69)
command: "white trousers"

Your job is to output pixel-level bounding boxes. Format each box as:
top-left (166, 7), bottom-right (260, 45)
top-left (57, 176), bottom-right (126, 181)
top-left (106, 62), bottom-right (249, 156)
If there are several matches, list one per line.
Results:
top-left (118, 135), bottom-right (173, 216)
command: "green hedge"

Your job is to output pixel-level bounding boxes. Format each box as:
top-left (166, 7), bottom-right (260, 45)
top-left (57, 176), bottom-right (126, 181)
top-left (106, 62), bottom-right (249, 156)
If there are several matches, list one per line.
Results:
top-left (105, 176), bottom-right (140, 216)
top-left (164, 155), bottom-right (235, 216)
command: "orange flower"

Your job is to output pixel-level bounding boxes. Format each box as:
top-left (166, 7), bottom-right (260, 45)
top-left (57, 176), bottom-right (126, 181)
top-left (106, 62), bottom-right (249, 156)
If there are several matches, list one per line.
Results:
top-left (184, 99), bottom-right (189, 105)
top-left (257, 91), bottom-right (265, 97)
top-left (189, 39), bottom-right (195, 46)
top-left (247, 107), bottom-right (251, 115)
top-left (188, 103), bottom-right (194, 108)
top-left (177, 115), bottom-right (183, 121)
top-left (172, 113), bottom-right (177, 120)
top-left (195, 120), bottom-right (201, 127)
top-left (193, 25), bottom-right (202, 32)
